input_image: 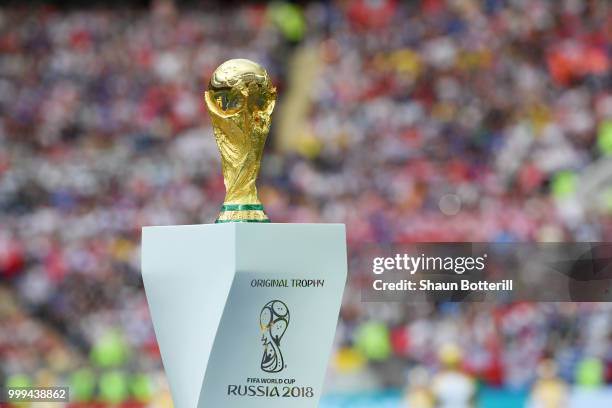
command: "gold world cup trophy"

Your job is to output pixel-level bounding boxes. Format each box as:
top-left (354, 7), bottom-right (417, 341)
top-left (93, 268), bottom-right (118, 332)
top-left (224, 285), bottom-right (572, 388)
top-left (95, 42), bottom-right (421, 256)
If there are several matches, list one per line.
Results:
top-left (144, 57), bottom-right (346, 408)
top-left (204, 59), bottom-right (277, 223)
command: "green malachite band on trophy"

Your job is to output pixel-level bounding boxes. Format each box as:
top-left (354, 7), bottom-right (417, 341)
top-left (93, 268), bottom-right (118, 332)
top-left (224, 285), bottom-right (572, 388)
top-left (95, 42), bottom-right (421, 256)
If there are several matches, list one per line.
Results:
top-left (221, 204), bottom-right (265, 211)
top-left (214, 219), bottom-right (271, 223)
top-left (216, 203), bottom-right (269, 223)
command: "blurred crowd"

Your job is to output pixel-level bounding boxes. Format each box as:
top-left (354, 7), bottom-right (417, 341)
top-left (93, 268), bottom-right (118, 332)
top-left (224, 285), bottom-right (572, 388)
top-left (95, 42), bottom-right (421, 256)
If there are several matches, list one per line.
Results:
top-left (1, 0), bottom-right (612, 406)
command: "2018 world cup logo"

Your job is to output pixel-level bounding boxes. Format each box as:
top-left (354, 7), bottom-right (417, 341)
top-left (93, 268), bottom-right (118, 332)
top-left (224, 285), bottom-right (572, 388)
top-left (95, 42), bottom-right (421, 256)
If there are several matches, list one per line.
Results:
top-left (259, 300), bottom-right (290, 373)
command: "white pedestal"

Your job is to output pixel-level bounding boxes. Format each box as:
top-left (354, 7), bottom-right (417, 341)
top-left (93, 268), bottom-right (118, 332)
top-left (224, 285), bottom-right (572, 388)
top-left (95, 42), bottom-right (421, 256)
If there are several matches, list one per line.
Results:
top-left (141, 223), bottom-right (347, 408)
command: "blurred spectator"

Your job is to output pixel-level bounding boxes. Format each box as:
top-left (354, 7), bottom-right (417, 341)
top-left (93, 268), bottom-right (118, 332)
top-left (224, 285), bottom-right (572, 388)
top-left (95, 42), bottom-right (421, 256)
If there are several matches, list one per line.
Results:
top-left (530, 359), bottom-right (569, 408)
top-left (430, 343), bottom-right (475, 408)
top-left (403, 366), bottom-right (434, 408)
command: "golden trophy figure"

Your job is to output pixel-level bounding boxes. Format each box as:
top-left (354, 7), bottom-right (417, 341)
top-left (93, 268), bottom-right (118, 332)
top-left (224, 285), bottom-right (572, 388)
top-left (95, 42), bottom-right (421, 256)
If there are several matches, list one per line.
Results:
top-left (204, 59), bottom-right (276, 223)
top-left (142, 59), bottom-right (346, 408)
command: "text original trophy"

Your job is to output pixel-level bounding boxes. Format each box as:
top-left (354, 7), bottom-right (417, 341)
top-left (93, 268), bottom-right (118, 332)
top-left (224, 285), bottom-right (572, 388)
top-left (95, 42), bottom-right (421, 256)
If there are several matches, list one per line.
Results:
top-left (141, 59), bottom-right (347, 408)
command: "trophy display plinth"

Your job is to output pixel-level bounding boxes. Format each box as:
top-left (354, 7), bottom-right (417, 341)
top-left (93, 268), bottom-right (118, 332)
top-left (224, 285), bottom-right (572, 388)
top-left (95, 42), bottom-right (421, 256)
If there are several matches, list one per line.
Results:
top-left (141, 223), bottom-right (347, 408)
